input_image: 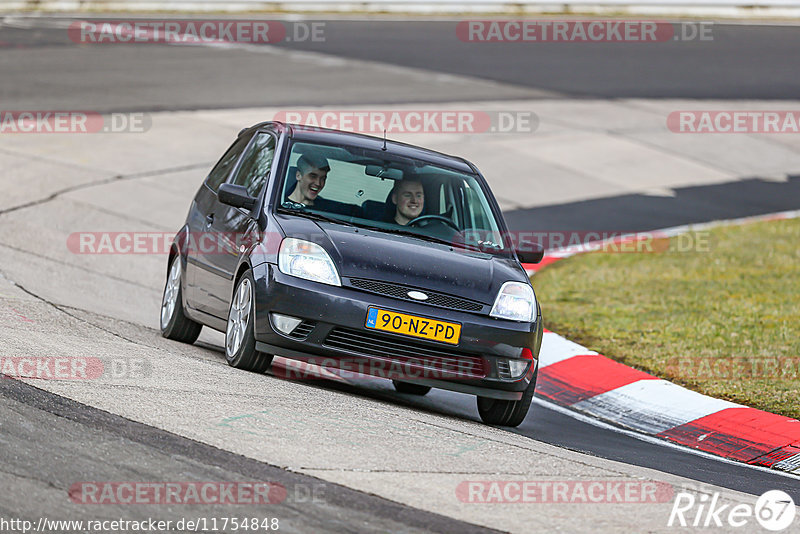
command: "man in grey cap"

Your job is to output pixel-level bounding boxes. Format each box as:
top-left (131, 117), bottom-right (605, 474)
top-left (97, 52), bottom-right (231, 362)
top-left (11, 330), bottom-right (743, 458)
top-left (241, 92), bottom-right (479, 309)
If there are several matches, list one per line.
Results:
top-left (287, 152), bottom-right (330, 207)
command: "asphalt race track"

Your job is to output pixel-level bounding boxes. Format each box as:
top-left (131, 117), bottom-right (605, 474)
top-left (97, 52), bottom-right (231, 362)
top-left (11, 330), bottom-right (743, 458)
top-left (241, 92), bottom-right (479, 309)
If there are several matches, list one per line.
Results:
top-left (4, 18), bottom-right (800, 109)
top-left (1, 14), bottom-right (799, 533)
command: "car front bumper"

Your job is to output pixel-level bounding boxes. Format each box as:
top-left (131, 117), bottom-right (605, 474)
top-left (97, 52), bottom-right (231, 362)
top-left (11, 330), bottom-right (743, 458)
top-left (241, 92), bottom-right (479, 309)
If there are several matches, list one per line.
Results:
top-left (251, 263), bottom-right (542, 400)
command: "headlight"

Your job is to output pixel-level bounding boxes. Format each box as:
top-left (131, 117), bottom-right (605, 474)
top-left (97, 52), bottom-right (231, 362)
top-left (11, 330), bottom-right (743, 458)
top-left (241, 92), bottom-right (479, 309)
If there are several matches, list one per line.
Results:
top-left (490, 281), bottom-right (536, 322)
top-left (278, 238), bottom-right (341, 286)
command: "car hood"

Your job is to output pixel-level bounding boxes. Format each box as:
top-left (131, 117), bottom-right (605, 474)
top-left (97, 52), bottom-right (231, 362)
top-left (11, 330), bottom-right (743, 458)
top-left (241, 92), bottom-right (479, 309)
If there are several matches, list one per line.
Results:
top-left (276, 215), bottom-right (528, 305)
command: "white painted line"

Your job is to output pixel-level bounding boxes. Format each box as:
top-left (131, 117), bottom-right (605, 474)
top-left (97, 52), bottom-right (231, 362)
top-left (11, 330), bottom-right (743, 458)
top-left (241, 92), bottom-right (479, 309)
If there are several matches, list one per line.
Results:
top-left (774, 454), bottom-right (800, 474)
top-left (571, 379), bottom-right (742, 435)
top-left (539, 331), bottom-right (598, 368)
top-left (532, 396), bottom-right (800, 481)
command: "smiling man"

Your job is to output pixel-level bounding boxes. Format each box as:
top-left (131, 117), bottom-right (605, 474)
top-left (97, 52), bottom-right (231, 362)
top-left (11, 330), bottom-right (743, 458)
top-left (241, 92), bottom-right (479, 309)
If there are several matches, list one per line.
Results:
top-left (288, 152), bottom-right (330, 206)
top-left (391, 179), bottom-right (424, 225)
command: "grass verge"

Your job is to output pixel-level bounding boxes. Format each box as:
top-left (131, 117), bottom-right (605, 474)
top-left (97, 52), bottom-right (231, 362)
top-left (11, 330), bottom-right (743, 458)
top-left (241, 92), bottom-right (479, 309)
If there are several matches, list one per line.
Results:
top-left (532, 218), bottom-right (800, 419)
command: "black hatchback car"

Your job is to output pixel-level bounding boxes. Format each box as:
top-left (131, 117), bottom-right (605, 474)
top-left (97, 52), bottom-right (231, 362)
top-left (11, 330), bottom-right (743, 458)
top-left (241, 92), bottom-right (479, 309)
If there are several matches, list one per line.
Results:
top-left (160, 122), bottom-right (543, 426)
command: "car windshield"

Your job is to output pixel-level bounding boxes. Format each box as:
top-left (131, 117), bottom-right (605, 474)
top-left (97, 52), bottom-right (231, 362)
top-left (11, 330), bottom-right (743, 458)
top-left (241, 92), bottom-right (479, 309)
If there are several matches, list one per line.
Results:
top-left (276, 140), bottom-right (508, 252)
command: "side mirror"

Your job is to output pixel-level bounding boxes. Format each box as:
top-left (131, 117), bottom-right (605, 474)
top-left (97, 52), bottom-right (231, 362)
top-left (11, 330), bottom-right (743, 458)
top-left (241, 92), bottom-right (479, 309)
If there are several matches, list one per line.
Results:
top-left (515, 241), bottom-right (545, 264)
top-left (218, 183), bottom-right (256, 211)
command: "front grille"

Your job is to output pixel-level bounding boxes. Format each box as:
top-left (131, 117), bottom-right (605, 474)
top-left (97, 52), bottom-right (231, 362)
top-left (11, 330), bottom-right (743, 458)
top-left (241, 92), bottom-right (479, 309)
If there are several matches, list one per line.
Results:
top-left (348, 278), bottom-right (484, 312)
top-left (288, 320), bottom-right (316, 340)
top-left (323, 328), bottom-right (488, 379)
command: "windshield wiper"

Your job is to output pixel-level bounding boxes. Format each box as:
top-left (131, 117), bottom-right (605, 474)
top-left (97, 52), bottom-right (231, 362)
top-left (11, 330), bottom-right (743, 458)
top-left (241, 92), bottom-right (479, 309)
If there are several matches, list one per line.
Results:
top-left (378, 227), bottom-right (455, 247)
top-left (277, 207), bottom-right (357, 228)
top-left (377, 226), bottom-right (503, 251)
top-left (446, 239), bottom-right (506, 255)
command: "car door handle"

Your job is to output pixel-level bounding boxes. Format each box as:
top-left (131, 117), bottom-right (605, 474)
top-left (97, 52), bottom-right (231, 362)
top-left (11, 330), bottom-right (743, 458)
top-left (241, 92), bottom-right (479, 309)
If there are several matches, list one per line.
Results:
top-left (205, 214), bottom-right (214, 227)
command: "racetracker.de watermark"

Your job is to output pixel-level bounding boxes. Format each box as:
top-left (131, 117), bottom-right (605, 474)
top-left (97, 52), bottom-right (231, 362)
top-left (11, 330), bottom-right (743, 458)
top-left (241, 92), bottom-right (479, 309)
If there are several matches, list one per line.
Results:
top-left (457, 20), bottom-right (712, 42)
top-left (66, 231), bottom-right (274, 255)
top-left (69, 481), bottom-right (326, 505)
top-left (66, 230), bottom-right (714, 255)
top-left (69, 482), bottom-right (289, 505)
top-left (0, 357), bottom-right (151, 380)
top-left (668, 111), bottom-right (800, 133)
top-left (68, 20), bottom-right (325, 44)
top-left (666, 356), bottom-right (800, 381)
top-left (274, 110), bottom-right (538, 134)
top-left (456, 480), bottom-right (674, 503)
top-left (273, 355), bottom-right (489, 381)
top-left (460, 230), bottom-right (713, 254)
top-left (0, 111), bottom-right (150, 134)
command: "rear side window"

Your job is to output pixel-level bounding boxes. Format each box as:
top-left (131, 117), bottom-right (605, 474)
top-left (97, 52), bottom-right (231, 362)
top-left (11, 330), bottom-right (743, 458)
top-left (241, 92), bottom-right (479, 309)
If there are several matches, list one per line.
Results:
top-left (205, 132), bottom-right (253, 193)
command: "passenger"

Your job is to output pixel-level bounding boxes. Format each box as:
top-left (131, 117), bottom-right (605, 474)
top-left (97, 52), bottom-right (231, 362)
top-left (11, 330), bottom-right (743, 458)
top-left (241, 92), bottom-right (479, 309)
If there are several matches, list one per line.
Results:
top-left (286, 153), bottom-right (330, 207)
top-left (390, 179), bottom-right (424, 225)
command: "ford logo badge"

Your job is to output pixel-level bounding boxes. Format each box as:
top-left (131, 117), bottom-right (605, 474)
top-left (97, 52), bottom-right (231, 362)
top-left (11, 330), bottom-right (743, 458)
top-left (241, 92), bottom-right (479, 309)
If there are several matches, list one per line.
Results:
top-left (407, 291), bottom-right (428, 301)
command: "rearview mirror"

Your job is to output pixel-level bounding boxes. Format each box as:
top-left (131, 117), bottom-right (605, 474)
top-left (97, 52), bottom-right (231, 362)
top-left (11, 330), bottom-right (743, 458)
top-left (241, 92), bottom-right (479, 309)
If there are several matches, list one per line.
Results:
top-left (515, 241), bottom-right (545, 264)
top-left (365, 165), bottom-right (403, 181)
top-left (218, 183), bottom-right (256, 210)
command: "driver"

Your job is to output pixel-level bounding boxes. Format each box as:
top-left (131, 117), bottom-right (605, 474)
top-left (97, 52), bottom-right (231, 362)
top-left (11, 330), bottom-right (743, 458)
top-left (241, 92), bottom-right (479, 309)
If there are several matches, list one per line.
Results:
top-left (390, 179), bottom-right (424, 225)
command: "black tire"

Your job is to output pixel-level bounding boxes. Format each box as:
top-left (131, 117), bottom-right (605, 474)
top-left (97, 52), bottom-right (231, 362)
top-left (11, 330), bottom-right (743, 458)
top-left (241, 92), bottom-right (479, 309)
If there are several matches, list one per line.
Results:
top-left (392, 380), bottom-right (432, 396)
top-left (225, 270), bottom-right (273, 373)
top-left (160, 256), bottom-right (202, 344)
top-left (477, 366), bottom-right (538, 427)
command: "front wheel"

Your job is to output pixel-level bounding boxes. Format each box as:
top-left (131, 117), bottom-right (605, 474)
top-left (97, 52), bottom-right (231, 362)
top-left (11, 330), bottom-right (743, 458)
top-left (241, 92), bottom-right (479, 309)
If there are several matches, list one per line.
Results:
top-left (160, 256), bottom-right (202, 343)
top-left (477, 366), bottom-right (537, 427)
top-left (225, 270), bottom-right (273, 373)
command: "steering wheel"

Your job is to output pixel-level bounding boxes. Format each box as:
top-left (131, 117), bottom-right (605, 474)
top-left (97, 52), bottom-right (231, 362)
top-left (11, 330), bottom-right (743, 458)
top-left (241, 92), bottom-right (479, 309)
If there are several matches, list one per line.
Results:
top-left (408, 214), bottom-right (460, 232)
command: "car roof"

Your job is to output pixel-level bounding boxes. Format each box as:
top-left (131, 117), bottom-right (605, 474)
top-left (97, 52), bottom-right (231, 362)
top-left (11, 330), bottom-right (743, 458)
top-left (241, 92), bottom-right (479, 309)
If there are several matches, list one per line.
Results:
top-left (247, 121), bottom-right (477, 174)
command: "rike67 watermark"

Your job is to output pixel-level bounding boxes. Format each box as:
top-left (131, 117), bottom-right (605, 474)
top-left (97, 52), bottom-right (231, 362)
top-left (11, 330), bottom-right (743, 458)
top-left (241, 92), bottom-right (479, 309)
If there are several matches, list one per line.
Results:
top-left (669, 490), bottom-right (796, 531)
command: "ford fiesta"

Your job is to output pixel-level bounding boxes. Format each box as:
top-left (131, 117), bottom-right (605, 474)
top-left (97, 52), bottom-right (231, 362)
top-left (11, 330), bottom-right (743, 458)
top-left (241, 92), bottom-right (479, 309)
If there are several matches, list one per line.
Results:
top-left (160, 122), bottom-right (544, 426)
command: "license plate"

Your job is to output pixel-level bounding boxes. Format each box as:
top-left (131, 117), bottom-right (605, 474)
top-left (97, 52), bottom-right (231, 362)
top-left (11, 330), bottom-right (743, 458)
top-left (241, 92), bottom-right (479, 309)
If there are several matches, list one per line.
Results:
top-left (365, 307), bottom-right (461, 345)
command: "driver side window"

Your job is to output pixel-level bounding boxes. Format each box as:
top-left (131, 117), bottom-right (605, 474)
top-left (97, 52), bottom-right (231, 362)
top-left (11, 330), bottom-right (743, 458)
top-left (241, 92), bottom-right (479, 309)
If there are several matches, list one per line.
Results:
top-left (206, 132), bottom-right (253, 193)
top-left (230, 133), bottom-right (277, 198)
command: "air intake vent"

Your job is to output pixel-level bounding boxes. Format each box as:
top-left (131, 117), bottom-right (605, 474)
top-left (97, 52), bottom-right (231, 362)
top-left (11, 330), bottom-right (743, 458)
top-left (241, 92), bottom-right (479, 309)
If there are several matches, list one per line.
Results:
top-left (348, 278), bottom-right (484, 312)
top-left (323, 328), bottom-right (488, 379)
top-left (288, 320), bottom-right (315, 340)
top-left (496, 359), bottom-right (512, 380)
